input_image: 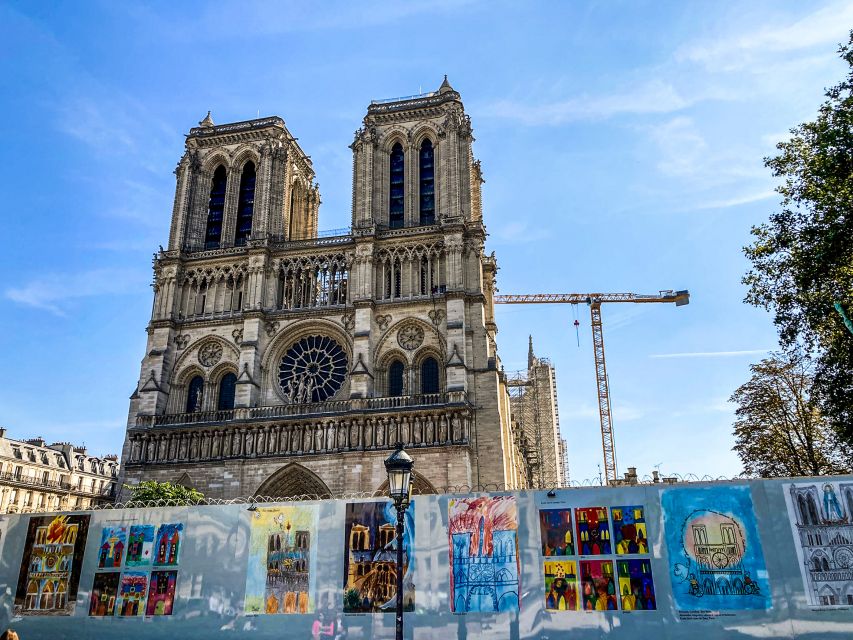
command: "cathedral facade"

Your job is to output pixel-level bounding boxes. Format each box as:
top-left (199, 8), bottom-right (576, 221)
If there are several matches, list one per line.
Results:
top-left (120, 79), bottom-right (529, 499)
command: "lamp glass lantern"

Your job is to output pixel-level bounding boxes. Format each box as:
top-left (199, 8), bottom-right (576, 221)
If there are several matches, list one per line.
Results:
top-left (384, 446), bottom-right (414, 503)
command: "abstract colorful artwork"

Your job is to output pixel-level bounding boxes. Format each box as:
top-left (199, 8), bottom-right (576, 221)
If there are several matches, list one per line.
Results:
top-left (116, 572), bottom-right (147, 617)
top-left (88, 572), bottom-right (120, 616)
top-left (579, 560), bottom-right (617, 610)
top-left (544, 560), bottom-right (578, 611)
top-left (616, 559), bottom-right (656, 610)
top-left (14, 514), bottom-right (90, 616)
top-left (343, 500), bottom-right (414, 613)
top-left (663, 486), bottom-right (771, 610)
top-left (146, 570), bottom-right (178, 615)
top-left (98, 526), bottom-right (128, 568)
top-left (153, 523), bottom-right (183, 566)
top-left (448, 495), bottom-right (520, 613)
top-left (612, 506), bottom-right (648, 555)
top-left (784, 480), bottom-right (853, 606)
top-left (576, 507), bottom-right (611, 555)
top-left (539, 509), bottom-right (574, 556)
top-left (126, 524), bottom-right (155, 567)
top-left (244, 505), bottom-right (317, 615)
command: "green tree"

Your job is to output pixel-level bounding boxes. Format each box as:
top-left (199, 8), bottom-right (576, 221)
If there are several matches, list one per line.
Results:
top-left (743, 33), bottom-right (853, 444)
top-left (125, 480), bottom-right (205, 505)
top-left (730, 352), bottom-right (851, 477)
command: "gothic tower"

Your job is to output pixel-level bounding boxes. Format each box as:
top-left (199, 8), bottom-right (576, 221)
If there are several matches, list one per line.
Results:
top-left (120, 79), bottom-right (527, 498)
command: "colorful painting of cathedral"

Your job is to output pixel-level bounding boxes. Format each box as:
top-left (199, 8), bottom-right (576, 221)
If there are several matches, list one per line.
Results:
top-left (14, 514), bottom-right (90, 616)
top-left (125, 524), bottom-right (155, 566)
top-left (116, 572), bottom-right (147, 616)
top-left (448, 495), bottom-right (520, 612)
top-left (153, 523), bottom-right (183, 566)
top-left (575, 507), bottom-right (611, 555)
top-left (244, 505), bottom-right (317, 615)
top-left (98, 525), bottom-right (127, 568)
top-left (580, 560), bottom-right (617, 610)
top-left (544, 559), bottom-right (578, 610)
top-left (616, 559), bottom-right (656, 610)
top-left (343, 500), bottom-right (414, 613)
top-left (784, 480), bottom-right (853, 606)
top-left (539, 508), bottom-right (574, 556)
top-left (146, 570), bottom-right (178, 615)
top-left (663, 486), bottom-right (771, 610)
top-left (88, 572), bottom-right (120, 616)
top-left (612, 505), bottom-right (649, 555)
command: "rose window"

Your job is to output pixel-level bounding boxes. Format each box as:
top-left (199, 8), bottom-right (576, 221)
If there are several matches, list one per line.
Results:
top-left (278, 335), bottom-right (348, 403)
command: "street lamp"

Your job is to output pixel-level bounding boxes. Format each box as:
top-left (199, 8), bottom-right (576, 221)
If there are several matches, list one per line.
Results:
top-left (384, 444), bottom-right (414, 640)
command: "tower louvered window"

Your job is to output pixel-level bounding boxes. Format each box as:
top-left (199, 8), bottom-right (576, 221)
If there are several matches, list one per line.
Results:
top-left (419, 139), bottom-right (435, 225)
top-left (234, 161), bottom-right (256, 246)
top-left (389, 143), bottom-right (404, 228)
top-left (218, 373), bottom-right (237, 410)
top-left (389, 361), bottom-right (405, 397)
top-left (205, 165), bottom-right (227, 249)
top-left (421, 357), bottom-right (439, 394)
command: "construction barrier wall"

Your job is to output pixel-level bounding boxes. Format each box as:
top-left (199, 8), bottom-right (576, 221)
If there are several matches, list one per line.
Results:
top-left (1, 475), bottom-right (852, 639)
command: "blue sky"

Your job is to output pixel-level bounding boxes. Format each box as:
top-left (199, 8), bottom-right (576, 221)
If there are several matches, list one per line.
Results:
top-left (0, 1), bottom-right (848, 483)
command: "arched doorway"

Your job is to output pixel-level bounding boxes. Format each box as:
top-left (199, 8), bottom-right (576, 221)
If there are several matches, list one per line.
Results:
top-left (375, 472), bottom-right (438, 497)
top-left (255, 463), bottom-right (332, 499)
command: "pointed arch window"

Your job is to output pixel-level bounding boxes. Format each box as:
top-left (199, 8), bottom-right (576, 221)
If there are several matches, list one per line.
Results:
top-left (421, 357), bottom-right (440, 394)
top-left (234, 161), bottom-right (256, 246)
top-left (419, 139), bottom-right (435, 225)
top-left (186, 376), bottom-right (204, 413)
top-left (388, 361), bottom-right (405, 397)
top-left (205, 165), bottom-right (227, 249)
top-left (218, 372), bottom-right (237, 410)
top-left (389, 143), bottom-right (404, 228)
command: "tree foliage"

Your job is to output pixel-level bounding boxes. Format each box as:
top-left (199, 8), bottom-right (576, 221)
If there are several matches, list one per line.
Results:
top-left (125, 480), bottom-right (205, 504)
top-left (743, 33), bottom-right (853, 443)
top-left (730, 352), bottom-right (851, 478)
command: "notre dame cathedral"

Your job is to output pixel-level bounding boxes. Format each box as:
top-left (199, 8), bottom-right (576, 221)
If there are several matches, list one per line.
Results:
top-left (119, 78), bottom-right (554, 499)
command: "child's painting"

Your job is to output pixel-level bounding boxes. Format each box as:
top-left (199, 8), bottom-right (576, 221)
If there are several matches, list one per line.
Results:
top-left (153, 523), bottom-right (183, 566)
top-left (580, 560), bottom-right (617, 610)
top-left (544, 559), bottom-right (578, 611)
top-left (98, 526), bottom-right (128, 568)
top-left (14, 514), bottom-right (90, 616)
top-left (576, 507), bottom-right (611, 555)
top-left (616, 559), bottom-right (656, 610)
top-left (663, 486), bottom-right (771, 610)
top-left (343, 500), bottom-right (414, 613)
top-left (88, 572), bottom-right (120, 616)
top-left (539, 509), bottom-right (574, 556)
top-left (116, 572), bottom-right (147, 617)
top-left (244, 505), bottom-right (317, 615)
top-left (612, 506), bottom-right (648, 555)
top-left (448, 496), bottom-right (520, 613)
top-left (126, 524), bottom-right (155, 567)
top-left (146, 570), bottom-right (178, 615)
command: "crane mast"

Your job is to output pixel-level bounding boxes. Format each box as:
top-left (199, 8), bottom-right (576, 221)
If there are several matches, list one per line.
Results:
top-left (494, 290), bottom-right (689, 484)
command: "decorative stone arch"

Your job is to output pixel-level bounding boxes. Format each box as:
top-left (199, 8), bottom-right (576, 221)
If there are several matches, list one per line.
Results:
top-left (201, 150), bottom-right (232, 174)
top-left (175, 472), bottom-right (195, 490)
top-left (380, 126), bottom-right (411, 153)
top-left (255, 463), bottom-right (332, 499)
top-left (232, 145), bottom-right (261, 172)
top-left (209, 361), bottom-right (239, 410)
top-left (413, 346), bottom-right (445, 395)
top-left (411, 122), bottom-right (439, 149)
top-left (375, 471), bottom-right (438, 496)
top-left (173, 335), bottom-right (240, 374)
top-left (375, 317), bottom-right (440, 362)
top-left (168, 364), bottom-right (206, 414)
top-left (375, 348), bottom-right (411, 397)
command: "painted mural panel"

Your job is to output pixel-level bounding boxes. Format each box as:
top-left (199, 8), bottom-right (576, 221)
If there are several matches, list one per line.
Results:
top-left (245, 505), bottom-right (317, 615)
top-left (616, 559), bottom-right (656, 610)
top-left (342, 500), bottom-right (414, 613)
top-left (125, 524), bottom-right (155, 567)
top-left (153, 523), bottom-right (183, 566)
top-left (147, 570), bottom-right (178, 615)
top-left (448, 495), bottom-right (520, 613)
top-left (784, 480), bottom-right (853, 607)
top-left (575, 507), bottom-right (611, 555)
top-left (539, 509), bottom-right (574, 556)
top-left (97, 525), bottom-right (127, 568)
top-left (13, 514), bottom-right (90, 616)
top-left (663, 486), bottom-right (771, 610)
top-left (88, 572), bottom-right (120, 616)
top-left (116, 572), bottom-right (147, 617)
top-left (579, 559), bottom-right (617, 610)
top-left (612, 505), bottom-right (649, 555)
top-left (544, 559), bottom-right (578, 611)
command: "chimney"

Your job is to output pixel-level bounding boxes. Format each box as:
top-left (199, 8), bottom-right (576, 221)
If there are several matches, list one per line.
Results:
top-left (0, 427), bottom-right (6, 439)
top-left (652, 470), bottom-right (660, 483)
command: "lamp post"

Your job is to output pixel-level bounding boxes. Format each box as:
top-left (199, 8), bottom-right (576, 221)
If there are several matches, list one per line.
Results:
top-left (384, 443), bottom-right (414, 640)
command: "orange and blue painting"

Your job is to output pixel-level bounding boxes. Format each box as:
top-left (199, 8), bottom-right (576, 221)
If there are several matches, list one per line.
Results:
top-left (98, 525), bottom-right (127, 568)
top-left (575, 507), bottom-right (611, 555)
top-left (616, 559), bottom-right (656, 610)
top-left (153, 523), bottom-right (182, 566)
top-left (539, 509), bottom-right (574, 556)
top-left (612, 506), bottom-right (648, 555)
top-left (544, 559), bottom-right (578, 611)
top-left (14, 514), bottom-right (90, 616)
top-left (116, 571), bottom-right (147, 617)
top-left (448, 496), bottom-right (520, 612)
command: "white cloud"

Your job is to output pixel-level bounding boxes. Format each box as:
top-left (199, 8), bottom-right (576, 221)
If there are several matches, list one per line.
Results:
top-left (650, 349), bottom-right (771, 359)
top-left (695, 189), bottom-right (776, 210)
top-left (5, 269), bottom-right (149, 316)
top-left (646, 116), bottom-right (708, 177)
top-left (492, 220), bottom-right (550, 244)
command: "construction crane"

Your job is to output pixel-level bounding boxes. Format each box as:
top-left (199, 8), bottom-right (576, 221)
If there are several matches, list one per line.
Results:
top-left (494, 290), bottom-right (690, 484)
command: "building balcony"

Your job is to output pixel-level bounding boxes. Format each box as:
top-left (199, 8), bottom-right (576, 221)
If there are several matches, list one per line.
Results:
top-left (0, 471), bottom-right (115, 498)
